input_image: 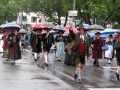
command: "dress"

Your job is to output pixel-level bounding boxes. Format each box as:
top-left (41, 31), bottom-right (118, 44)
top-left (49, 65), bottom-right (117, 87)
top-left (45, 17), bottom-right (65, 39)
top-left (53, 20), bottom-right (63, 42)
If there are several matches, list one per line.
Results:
top-left (56, 42), bottom-right (64, 59)
top-left (7, 33), bottom-right (21, 60)
top-left (104, 38), bottom-right (114, 59)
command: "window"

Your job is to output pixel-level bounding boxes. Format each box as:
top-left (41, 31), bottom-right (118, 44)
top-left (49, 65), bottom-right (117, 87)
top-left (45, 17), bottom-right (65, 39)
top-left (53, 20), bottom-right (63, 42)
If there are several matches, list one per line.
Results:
top-left (31, 17), bottom-right (37, 23)
top-left (23, 16), bottom-right (27, 22)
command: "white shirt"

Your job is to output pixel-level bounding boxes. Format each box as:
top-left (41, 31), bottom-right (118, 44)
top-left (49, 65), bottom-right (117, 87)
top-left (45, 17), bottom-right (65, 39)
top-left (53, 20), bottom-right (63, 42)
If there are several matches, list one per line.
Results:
top-left (80, 35), bottom-right (84, 41)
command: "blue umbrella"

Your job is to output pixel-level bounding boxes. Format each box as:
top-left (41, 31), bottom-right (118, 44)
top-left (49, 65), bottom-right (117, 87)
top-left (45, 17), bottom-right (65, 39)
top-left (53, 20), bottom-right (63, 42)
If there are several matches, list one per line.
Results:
top-left (89, 33), bottom-right (95, 38)
top-left (100, 29), bottom-right (115, 34)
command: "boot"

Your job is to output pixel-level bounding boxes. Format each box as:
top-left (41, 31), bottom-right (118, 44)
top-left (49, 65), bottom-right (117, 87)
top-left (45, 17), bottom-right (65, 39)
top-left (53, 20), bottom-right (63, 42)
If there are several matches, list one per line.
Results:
top-left (93, 59), bottom-right (96, 66)
top-left (96, 59), bottom-right (99, 67)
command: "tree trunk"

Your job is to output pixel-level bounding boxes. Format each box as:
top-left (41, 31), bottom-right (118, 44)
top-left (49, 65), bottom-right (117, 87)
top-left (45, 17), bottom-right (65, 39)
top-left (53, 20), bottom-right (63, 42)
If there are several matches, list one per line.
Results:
top-left (64, 14), bottom-right (68, 27)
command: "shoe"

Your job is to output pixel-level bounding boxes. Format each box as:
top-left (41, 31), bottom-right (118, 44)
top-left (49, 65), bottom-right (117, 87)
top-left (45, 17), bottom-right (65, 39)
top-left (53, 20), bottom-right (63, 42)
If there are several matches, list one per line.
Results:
top-left (74, 72), bottom-right (77, 80)
top-left (115, 73), bottom-right (120, 80)
top-left (34, 59), bottom-right (37, 61)
top-left (58, 58), bottom-right (61, 62)
top-left (11, 61), bottom-right (15, 65)
top-left (45, 63), bottom-right (48, 66)
top-left (93, 60), bottom-right (96, 66)
top-left (77, 79), bottom-right (82, 83)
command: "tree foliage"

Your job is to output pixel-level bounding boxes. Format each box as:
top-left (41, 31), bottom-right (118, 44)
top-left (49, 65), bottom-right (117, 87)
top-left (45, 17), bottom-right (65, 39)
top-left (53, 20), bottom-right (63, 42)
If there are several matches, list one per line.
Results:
top-left (0, 0), bottom-right (120, 28)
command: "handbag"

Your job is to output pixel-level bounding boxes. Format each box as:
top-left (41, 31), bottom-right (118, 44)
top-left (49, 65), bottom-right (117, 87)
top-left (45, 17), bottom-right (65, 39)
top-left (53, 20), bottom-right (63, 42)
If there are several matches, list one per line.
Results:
top-left (104, 44), bottom-right (108, 51)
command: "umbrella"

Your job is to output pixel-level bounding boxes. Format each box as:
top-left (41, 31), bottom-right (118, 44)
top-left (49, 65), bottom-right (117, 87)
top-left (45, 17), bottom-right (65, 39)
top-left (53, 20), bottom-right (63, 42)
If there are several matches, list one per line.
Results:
top-left (87, 24), bottom-right (104, 30)
top-left (100, 29), bottom-right (115, 34)
top-left (43, 22), bottom-right (54, 29)
top-left (18, 29), bottom-right (27, 34)
top-left (83, 24), bottom-right (90, 29)
top-left (89, 33), bottom-right (95, 38)
top-left (64, 28), bottom-right (78, 34)
top-left (50, 30), bottom-right (57, 35)
top-left (32, 23), bottom-right (43, 29)
top-left (2, 22), bottom-right (21, 31)
top-left (54, 25), bottom-right (66, 31)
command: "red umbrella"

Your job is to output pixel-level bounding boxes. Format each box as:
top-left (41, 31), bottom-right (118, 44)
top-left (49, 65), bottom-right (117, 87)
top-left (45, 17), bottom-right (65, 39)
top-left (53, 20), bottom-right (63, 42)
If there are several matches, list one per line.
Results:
top-left (32, 23), bottom-right (43, 29)
top-left (64, 28), bottom-right (78, 34)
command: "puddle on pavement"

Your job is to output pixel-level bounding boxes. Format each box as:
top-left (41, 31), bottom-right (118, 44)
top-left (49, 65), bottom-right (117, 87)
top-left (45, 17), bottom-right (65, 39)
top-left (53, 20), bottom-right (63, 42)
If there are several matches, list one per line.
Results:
top-left (31, 76), bottom-right (51, 80)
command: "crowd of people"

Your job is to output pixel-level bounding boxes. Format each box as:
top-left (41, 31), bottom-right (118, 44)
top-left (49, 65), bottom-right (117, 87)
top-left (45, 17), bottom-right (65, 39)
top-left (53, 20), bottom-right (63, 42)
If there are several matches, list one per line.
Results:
top-left (0, 22), bottom-right (120, 84)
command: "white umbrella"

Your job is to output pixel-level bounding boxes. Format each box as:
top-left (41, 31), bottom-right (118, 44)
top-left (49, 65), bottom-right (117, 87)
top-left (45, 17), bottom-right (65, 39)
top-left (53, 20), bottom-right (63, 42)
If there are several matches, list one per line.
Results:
top-left (2, 22), bottom-right (21, 30)
top-left (54, 25), bottom-right (66, 31)
top-left (18, 29), bottom-right (27, 34)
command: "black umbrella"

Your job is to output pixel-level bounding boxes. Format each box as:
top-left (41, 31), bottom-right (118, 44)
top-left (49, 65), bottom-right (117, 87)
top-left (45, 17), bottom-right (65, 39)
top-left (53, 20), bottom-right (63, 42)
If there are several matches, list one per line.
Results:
top-left (87, 24), bottom-right (104, 30)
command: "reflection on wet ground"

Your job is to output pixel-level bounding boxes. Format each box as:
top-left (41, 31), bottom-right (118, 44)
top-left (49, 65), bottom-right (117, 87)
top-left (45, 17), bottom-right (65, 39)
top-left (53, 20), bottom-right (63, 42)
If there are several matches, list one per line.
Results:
top-left (35, 51), bottom-right (120, 90)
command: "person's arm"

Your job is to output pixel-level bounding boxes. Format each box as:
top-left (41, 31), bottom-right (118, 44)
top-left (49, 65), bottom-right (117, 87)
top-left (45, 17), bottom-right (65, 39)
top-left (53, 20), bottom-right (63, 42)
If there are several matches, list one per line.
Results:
top-left (86, 37), bottom-right (90, 57)
top-left (40, 33), bottom-right (47, 41)
top-left (115, 42), bottom-right (120, 49)
top-left (69, 29), bottom-right (76, 40)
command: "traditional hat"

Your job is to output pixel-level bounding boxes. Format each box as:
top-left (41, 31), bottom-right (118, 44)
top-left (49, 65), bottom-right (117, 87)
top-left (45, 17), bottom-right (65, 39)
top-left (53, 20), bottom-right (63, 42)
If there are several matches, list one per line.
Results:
top-left (109, 34), bottom-right (113, 37)
top-left (58, 30), bottom-right (64, 34)
top-left (95, 32), bottom-right (101, 35)
top-left (76, 24), bottom-right (86, 30)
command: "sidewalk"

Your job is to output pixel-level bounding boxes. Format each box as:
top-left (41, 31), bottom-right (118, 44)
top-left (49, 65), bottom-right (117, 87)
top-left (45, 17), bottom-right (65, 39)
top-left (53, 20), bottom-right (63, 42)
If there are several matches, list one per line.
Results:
top-left (0, 50), bottom-right (76, 90)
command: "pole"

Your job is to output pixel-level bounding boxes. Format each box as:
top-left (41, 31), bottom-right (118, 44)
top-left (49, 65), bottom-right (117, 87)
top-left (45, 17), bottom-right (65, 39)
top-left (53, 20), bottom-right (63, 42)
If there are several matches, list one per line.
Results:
top-left (72, 0), bottom-right (76, 23)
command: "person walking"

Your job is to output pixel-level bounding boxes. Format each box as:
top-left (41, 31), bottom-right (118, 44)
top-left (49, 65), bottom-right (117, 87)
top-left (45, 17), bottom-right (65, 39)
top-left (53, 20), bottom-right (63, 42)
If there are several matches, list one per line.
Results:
top-left (114, 34), bottom-right (120, 80)
top-left (104, 34), bottom-right (114, 64)
top-left (69, 24), bottom-right (89, 83)
top-left (30, 28), bottom-right (42, 61)
top-left (7, 28), bottom-right (21, 65)
top-left (41, 28), bottom-right (54, 66)
top-left (55, 30), bottom-right (66, 61)
top-left (92, 32), bottom-right (104, 67)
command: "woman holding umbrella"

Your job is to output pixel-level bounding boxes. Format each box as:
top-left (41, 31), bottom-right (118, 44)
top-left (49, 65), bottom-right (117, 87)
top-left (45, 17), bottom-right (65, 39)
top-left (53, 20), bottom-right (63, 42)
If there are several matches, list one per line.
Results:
top-left (7, 28), bottom-right (21, 65)
top-left (55, 30), bottom-right (66, 61)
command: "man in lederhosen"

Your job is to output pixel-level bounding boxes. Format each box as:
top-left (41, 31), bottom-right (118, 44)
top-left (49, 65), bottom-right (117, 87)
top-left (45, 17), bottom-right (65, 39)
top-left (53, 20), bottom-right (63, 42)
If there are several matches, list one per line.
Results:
top-left (41, 28), bottom-right (54, 66)
top-left (69, 23), bottom-right (90, 83)
top-left (30, 28), bottom-right (42, 61)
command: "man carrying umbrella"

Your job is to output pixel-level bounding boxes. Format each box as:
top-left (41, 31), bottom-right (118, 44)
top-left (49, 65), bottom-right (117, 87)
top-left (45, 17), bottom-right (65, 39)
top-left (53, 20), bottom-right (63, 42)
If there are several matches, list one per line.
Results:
top-left (91, 32), bottom-right (104, 67)
top-left (41, 23), bottom-right (55, 66)
top-left (69, 23), bottom-right (90, 83)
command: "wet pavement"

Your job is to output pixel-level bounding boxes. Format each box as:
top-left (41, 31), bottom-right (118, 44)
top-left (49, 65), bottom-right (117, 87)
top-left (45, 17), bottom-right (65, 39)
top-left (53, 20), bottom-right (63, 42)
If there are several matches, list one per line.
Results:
top-left (1, 49), bottom-right (120, 90)
top-left (37, 50), bottom-right (120, 90)
top-left (0, 51), bottom-right (75, 90)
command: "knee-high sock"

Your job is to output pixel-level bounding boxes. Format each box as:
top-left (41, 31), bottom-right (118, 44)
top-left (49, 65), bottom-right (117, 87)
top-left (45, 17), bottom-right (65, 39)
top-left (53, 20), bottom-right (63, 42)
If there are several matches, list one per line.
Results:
top-left (44, 55), bottom-right (48, 63)
top-left (117, 67), bottom-right (120, 75)
top-left (108, 59), bottom-right (111, 63)
top-left (77, 68), bottom-right (81, 79)
top-left (34, 53), bottom-right (37, 59)
top-left (38, 53), bottom-right (40, 58)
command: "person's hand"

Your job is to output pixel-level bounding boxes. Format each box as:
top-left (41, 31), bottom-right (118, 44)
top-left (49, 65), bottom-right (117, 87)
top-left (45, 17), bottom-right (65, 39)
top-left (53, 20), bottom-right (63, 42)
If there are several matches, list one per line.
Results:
top-left (102, 47), bottom-right (104, 50)
top-left (45, 35), bottom-right (48, 38)
top-left (87, 57), bottom-right (90, 60)
top-left (93, 37), bottom-right (96, 40)
top-left (29, 46), bottom-right (32, 48)
top-left (10, 37), bottom-right (12, 40)
top-left (69, 22), bottom-right (73, 29)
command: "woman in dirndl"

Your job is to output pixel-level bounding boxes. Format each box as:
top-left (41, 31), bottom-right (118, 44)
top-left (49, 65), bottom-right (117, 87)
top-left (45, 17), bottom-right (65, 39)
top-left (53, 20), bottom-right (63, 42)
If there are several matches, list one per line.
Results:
top-left (104, 34), bottom-right (114, 64)
top-left (7, 28), bottom-right (21, 65)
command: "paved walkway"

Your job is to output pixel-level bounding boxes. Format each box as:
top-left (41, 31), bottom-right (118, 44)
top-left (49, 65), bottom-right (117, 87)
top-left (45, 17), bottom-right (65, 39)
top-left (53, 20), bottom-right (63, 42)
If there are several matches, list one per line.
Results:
top-left (0, 51), bottom-right (76, 90)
